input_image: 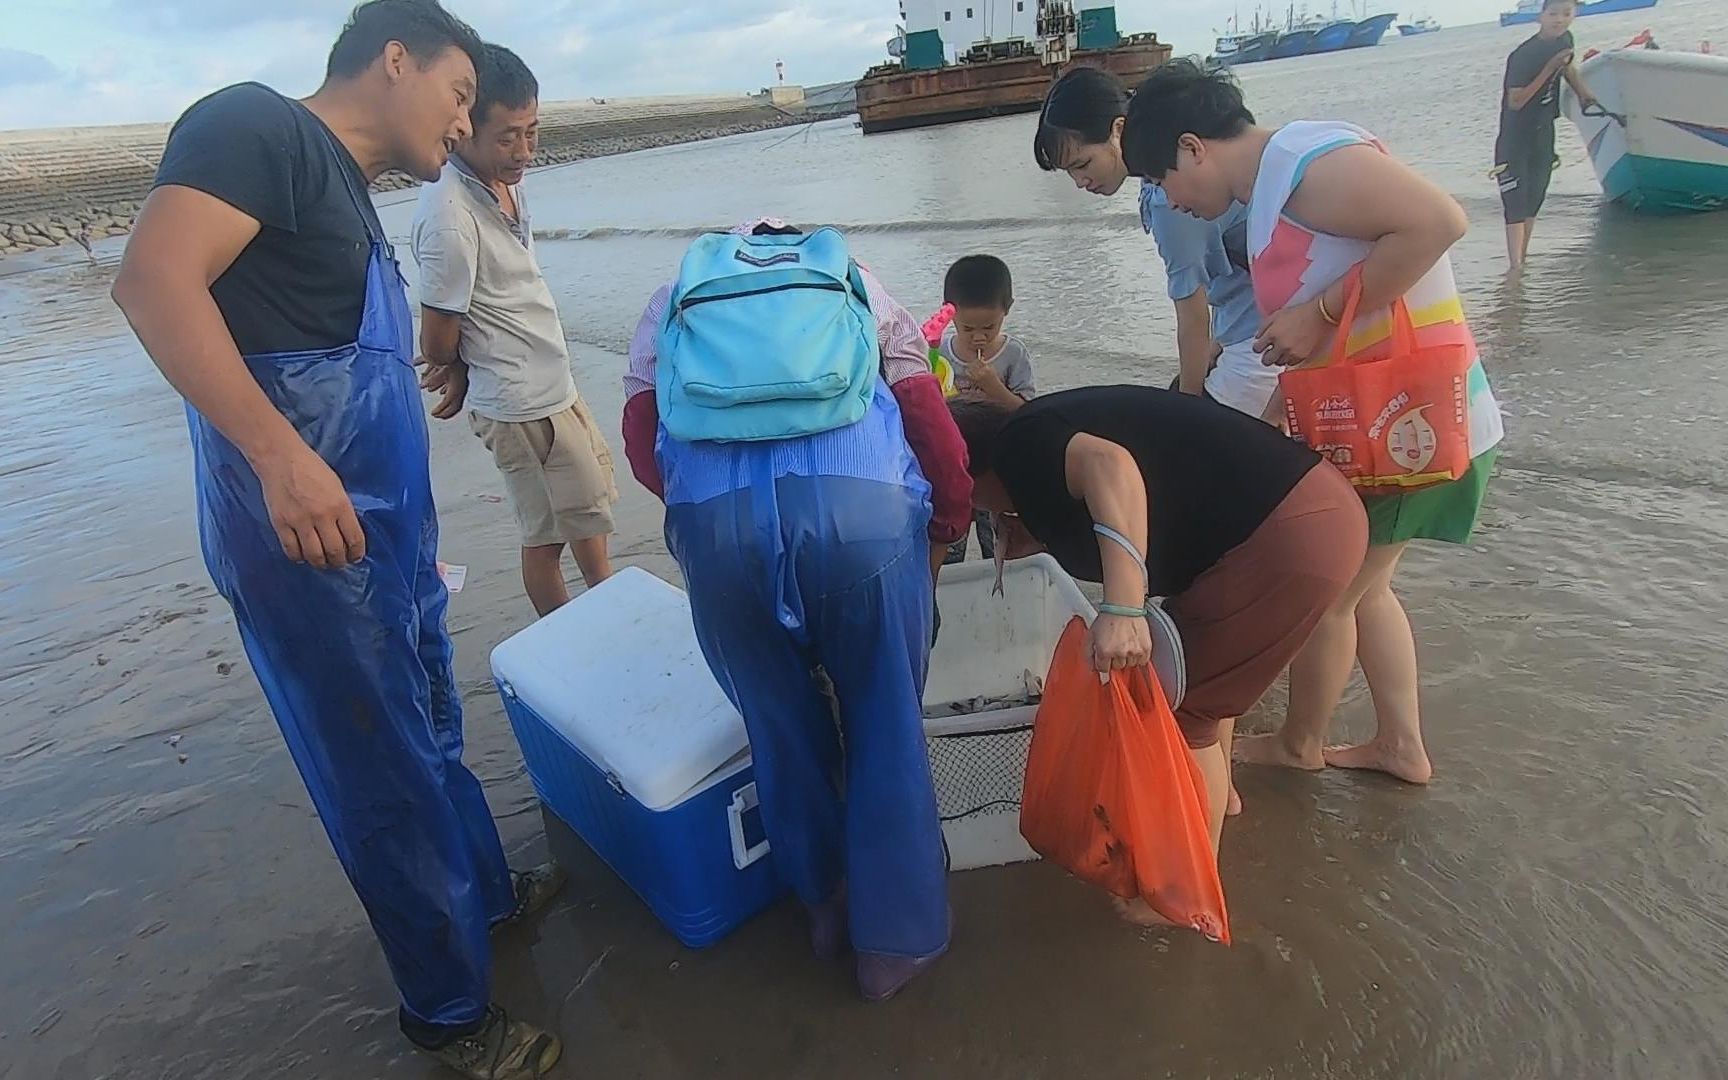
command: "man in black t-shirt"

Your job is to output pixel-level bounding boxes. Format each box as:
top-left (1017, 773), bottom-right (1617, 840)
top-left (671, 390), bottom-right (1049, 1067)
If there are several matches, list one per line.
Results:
top-left (1494, 0), bottom-right (1598, 271)
top-left (112, 3), bottom-right (563, 1077)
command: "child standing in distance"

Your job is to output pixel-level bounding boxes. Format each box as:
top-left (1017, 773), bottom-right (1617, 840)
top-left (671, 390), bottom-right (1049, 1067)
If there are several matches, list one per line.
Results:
top-left (940, 255), bottom-right (1036, 563)
top-left (1495, 0), bottom-right (1597, 271)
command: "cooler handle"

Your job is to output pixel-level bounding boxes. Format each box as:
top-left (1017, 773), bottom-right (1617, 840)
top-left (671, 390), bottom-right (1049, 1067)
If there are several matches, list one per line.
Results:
top-left (727, 783), bottom-right (771, 870)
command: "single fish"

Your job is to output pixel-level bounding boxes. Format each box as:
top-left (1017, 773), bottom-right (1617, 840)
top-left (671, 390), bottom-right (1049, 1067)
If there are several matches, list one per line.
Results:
top-left (990, 511), bottom-right (1006, 596)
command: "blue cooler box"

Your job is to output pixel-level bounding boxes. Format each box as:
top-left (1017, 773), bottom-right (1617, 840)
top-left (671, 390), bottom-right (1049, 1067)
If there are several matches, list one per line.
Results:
top-left (491, 568), bottom-right (785, 947)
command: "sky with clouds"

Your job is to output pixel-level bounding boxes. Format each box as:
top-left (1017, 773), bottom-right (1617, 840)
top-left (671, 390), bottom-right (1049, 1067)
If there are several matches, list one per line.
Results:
top-left (3, 0), bottom-right (1513, 131)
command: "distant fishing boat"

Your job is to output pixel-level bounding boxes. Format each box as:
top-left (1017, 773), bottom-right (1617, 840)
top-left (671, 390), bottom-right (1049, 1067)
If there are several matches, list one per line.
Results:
top-left (1218, 3), bottom-right (1396, 65)
top-left (1500, 0), bottom-right (1657, 29)
top-left (1214, 29), bottom-right (1251, 61)
top-left (1314, 18), bottom-right (1354, 52)
top-left (1563, 39), bottom-right (1728, 213)
top-left (1214, 6), bottom-right (1279, 65)
top-left (1217, 29), bottom-right (1280, 64)
top-left (1397, 15), bottom-right (1440, 36)
top-left (1345, 12), bottom-right (1398, 48)
top-left (1269, 27), bottom-right (1321, 59)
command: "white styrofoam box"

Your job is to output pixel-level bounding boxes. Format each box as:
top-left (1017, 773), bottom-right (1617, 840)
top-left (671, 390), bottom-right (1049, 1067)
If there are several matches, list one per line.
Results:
top-left (921, 554), bottom-right (1185, 870)
top-left (923, 554), bottom-right (1094, 871)
top-left (489, 567), bottom-right (748, 811)
top-left (927, 553), bottom-right (1186, 712)
top-left (924, 553), bottom-right (1093, 712)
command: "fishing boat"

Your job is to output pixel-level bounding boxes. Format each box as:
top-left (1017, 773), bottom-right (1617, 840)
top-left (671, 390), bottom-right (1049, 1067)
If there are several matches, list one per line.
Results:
top-left (856, 1), bottom-right (1172, 134)
top-left (1214, 30), bottom-right (1250, 61)
top-left (1563, 41), bottom-right (1728, 213)
top-left (1215, 8), bottom-right (1281, 65)
top-left (1500, 0), bottom-right (1657, 29)
top-left (1314, 18), bottom-right (1354, 52)
top-left (1274, 6), bottom-right (1332, 56)
top-left (1344, 12), bottom-right (1398, 48)
top-left (1268, 27), bottom-right (1319, 59)
top-left (1223, 4), bottom-right (1395, 64)
top-left (1223, 30), bottom-right (1280, 63)
top-left (1396, 15), bottom-right (1440, 36)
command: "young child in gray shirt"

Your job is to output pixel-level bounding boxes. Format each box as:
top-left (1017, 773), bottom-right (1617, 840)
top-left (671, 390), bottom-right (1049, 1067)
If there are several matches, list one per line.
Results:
top-left (940, 254), bottom-right (1036, 562)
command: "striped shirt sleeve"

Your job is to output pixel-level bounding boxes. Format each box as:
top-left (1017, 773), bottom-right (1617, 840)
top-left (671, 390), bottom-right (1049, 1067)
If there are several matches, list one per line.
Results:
top-left (623, 283), bottom-right (671, 400)
top-left (860, 267), bottom-right (936, 385)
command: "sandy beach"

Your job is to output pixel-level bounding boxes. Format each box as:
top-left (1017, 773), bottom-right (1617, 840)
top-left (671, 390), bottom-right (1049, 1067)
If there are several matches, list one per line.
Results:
top-left (5, 5), bottom-right (1728, 1076)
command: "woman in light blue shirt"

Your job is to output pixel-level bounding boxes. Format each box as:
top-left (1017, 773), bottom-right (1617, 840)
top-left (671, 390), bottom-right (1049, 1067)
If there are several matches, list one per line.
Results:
top-left (1036, 66), bottom-right (1278, 418)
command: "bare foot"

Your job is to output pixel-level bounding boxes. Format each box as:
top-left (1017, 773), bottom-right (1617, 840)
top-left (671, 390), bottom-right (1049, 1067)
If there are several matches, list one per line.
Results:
top-left (1113, 896), bottom-right (1177, 928)
top-left (1226, 785), bottom-right (1243, 817)
top-left (1323, 740), bottom-right (1433, 785)
top-left (1232, 732), bottom-right (1324, 771)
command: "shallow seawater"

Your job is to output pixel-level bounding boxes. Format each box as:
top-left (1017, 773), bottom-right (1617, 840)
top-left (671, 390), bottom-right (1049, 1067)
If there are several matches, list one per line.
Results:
top-left (4, 3), bottom-right (1728, 1076)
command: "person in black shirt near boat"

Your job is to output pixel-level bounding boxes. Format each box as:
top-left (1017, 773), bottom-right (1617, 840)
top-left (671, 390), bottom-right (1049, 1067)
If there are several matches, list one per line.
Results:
top-left (1495, 0), bottom-right (1599, 271)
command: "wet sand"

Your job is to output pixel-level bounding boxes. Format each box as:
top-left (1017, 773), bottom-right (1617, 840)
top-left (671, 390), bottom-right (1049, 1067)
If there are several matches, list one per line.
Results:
top-left (7, 6), bottom-right (1728, 1077)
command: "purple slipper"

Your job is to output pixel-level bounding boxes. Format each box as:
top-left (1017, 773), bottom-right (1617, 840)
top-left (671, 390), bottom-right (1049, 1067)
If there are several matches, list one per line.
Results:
top-left (855, 912), bottom-right (952, 1002)
top-left (856, 952), bottom-right (940, 1002)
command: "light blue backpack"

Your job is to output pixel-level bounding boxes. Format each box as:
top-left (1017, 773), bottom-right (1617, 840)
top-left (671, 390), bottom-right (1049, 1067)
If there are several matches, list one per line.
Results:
top-left (656, 227), bottom-right (879, 443)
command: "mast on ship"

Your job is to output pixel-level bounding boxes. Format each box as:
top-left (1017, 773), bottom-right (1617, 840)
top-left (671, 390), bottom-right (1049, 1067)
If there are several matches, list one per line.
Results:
top-left (1037, 0), bottom-right (1079, 65)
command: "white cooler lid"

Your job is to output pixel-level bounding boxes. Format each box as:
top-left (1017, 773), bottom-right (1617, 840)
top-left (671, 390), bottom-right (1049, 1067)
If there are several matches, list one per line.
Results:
top-left (489, 567), bottom-right (748, 811)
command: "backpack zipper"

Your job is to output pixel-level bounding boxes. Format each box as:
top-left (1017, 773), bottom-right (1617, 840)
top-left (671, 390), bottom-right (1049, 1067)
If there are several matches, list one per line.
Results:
top-left (678, 280), bottom-right (847, 311)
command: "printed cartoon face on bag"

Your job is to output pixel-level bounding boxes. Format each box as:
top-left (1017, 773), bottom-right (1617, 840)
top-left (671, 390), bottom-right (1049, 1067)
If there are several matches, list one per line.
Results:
top-left (1385, 406), bottom-right (1439, 474)
top-left (1287, 369), bottom-right (1469, 487)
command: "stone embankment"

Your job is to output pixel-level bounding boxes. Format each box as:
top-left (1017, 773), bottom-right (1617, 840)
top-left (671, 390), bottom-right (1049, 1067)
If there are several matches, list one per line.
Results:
top-left (0, 90), bottom-right (853, 259)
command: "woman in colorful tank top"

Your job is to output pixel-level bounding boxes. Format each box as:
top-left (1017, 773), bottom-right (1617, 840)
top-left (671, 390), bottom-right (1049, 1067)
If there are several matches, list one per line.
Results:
top-left (1120, 61), bottom-right (1504, 786)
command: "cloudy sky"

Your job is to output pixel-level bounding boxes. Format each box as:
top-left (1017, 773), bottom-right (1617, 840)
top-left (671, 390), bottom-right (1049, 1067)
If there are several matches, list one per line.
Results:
top-left (3, 0), bottom-right (1511, 131)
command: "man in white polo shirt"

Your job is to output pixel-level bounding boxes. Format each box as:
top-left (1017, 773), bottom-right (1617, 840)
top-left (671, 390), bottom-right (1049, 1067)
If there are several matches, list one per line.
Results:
top-left (414, 43), bottom-right (616, 616)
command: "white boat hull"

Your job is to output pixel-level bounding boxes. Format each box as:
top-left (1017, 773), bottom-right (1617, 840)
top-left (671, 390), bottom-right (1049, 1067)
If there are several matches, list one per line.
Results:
top-left (1563, 49), bottom-right (1728, 213)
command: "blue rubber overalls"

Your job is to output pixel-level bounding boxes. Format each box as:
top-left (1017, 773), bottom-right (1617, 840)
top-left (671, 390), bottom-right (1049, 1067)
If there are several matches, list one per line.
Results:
top-left (660, 381), bottom-right (950, 962)
top-left (186, 136), bottom-right (513, 1041)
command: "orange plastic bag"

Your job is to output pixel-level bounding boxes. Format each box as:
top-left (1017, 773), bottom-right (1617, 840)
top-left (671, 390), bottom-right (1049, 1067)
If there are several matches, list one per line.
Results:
top-left (1019, 618), bottom-right (1229, 942)
top-left (1278, 275), bottom-right (1473, 494)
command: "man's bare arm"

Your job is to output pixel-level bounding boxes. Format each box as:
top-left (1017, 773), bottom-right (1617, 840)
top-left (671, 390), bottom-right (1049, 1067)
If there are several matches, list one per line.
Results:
top-left (113, 185), bottom-right (365, 569)
top-left (417, 306), bottom-right (468, 420)
top-left (419, 307), bottom-right (463, 368)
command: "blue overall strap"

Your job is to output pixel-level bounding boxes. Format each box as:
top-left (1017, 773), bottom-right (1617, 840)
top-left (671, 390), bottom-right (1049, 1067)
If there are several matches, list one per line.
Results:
top-left (1092, 521), bottom-right (1152, 618)
top-left (317, 123), bottom-right (386, 248)
top-left (313, 120), bottom-right (413, 365)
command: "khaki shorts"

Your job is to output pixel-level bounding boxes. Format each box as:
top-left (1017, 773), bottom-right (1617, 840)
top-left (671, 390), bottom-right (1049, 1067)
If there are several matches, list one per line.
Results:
top-left (470, 399), bottom-right (618, 548)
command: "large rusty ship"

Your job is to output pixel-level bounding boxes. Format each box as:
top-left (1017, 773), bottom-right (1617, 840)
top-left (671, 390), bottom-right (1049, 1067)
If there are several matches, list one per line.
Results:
top-left (856, 0), bottom-right (1171, 135)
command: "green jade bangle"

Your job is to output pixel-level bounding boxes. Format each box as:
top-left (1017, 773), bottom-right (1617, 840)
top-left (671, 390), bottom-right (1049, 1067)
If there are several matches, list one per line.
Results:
top-left (1096, 601), bottom-right (1152, 619)
top-left (1091, 522), bottom-right (1150, 619)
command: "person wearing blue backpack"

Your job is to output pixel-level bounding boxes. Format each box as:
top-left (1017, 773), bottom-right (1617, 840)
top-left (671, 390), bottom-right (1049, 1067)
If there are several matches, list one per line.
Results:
top-left (621, 218), bottom-right (973, 1001)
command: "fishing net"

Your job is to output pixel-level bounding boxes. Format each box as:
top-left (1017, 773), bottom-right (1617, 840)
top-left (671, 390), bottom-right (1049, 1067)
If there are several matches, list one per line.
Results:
top-left (923, 700), bottom-right (1039, 824)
